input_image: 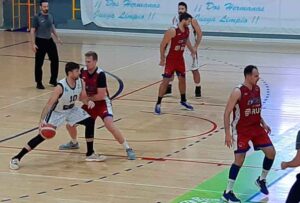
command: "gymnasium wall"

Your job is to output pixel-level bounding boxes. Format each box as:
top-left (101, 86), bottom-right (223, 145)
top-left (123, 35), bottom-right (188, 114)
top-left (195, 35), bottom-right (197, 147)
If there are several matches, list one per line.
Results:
top-left (2, 0), bottom-right (300, 39)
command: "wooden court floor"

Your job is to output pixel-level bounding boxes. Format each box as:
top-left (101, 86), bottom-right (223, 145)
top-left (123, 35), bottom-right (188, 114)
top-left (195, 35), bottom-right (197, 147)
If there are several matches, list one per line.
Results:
top-left (0, 31), bottom-right (300, 202)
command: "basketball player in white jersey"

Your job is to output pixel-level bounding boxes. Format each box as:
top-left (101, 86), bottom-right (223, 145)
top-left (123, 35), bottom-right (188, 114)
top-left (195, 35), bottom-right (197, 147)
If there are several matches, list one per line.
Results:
top-left (10, 62), bottom-right (106, 170)
top-left (167, 2), bottom-right (203, 97)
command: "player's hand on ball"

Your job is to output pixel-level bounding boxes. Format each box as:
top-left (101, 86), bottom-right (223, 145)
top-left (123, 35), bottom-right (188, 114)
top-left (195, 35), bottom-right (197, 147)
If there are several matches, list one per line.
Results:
top-left (38, 120), bottom-right (46, 132)
top-left (281, 161), bottom-right (288, 170)
top-left (87, 100), bottom-right (95, 109)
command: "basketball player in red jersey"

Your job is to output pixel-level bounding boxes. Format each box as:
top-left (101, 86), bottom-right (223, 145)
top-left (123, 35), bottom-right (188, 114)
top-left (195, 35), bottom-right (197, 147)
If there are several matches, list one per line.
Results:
top-left (59, 51), bottom-right (136, 160)
top-left (222, 65), bottom-right (276, 202)
top-left (154, 12), bottom-right (196, 114)
top-left (167, 2), bottom-right (203, 98)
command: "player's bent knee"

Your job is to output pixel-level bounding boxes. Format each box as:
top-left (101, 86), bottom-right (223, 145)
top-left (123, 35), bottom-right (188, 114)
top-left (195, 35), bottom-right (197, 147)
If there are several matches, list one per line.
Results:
top-left (266, 147), bottom-right (276, 159)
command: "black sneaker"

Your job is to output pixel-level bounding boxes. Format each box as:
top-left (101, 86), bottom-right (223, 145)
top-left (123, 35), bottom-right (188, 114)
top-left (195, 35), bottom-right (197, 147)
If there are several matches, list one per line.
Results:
top-left (165, 84), bottom-right (172, 95)
top-left (36, 83), bottom-right (45, 89)
top-left (256, 177), bottom-right (269, 195)
top-left (222, 190), bottom-right (241, 202)
top-left (195, 86), bottom-right (201, 97)
top-left (49, 81), bottom-right (57, 87)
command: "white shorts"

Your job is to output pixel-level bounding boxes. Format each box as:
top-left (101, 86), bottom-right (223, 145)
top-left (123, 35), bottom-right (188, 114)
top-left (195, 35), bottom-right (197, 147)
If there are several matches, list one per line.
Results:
top-left (44, 107), bottom-right (90, 128)
top-left (184, 50), bottom-right (201, 71)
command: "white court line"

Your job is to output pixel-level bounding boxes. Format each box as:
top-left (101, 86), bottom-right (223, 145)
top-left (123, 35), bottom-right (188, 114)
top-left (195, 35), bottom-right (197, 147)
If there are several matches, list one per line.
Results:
top-left (0, 171), bottom-right (250, 196)
top-left (0, 57), bottom-right (154, 111)
top-left (109, 56), bottom-right (155, 73)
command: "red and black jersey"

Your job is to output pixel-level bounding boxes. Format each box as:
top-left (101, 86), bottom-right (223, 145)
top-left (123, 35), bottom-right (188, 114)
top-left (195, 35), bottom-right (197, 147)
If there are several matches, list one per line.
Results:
top-left (80, 67), bottom-right (109, 99)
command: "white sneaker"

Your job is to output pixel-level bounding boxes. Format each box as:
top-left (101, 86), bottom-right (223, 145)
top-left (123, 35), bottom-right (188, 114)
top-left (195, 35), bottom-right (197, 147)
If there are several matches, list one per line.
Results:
top-left (10, 158), bottom-right (20, 170)
top-left (85, 153), bottom-right (107, 162)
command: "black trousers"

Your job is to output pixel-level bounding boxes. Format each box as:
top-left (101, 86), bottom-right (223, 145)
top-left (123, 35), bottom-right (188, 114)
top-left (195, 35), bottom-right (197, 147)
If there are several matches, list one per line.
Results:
top-left (35, 37), bottom-right (59, 84)
top-left (286, 173), bottom-right (300, 203)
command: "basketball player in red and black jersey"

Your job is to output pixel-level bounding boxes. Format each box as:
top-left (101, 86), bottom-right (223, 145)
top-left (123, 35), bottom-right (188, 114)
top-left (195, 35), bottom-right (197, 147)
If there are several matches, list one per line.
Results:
top-left (222, 65), bottom-right (276, 202)
top-left (154, 12), bottom-right (196, 114)
top-left (59, 51), bottom-right (136, 160)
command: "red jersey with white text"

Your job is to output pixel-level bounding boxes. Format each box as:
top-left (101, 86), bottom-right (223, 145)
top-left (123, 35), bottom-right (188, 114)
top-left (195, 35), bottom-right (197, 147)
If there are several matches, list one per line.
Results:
top-left (232, 84), bottom-right (262, 134)
top-left (166, 27), bottom-right (189, 60)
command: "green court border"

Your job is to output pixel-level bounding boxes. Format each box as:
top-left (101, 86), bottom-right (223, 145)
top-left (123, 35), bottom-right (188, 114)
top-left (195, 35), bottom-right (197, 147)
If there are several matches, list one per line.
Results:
top-left (171, 126), bottom-right (300, 203)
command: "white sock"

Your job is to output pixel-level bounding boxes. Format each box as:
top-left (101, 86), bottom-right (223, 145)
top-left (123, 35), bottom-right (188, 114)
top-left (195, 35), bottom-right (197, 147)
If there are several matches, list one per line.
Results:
top-left (71, 139), bottom-right (78, 144)
top-left (260, 169), bottom-right (269, 180)
top-left (122, 140), bottom-right (130, 150)
top-left (195, 83), bottom-right (200, 87)
top-left (226, 179), bottom-right (235, 193)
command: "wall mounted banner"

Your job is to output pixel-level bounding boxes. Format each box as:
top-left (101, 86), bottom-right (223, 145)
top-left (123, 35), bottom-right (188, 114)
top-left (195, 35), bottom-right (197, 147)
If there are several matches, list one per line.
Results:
top-left (81, 0), bottom-right (300, 35)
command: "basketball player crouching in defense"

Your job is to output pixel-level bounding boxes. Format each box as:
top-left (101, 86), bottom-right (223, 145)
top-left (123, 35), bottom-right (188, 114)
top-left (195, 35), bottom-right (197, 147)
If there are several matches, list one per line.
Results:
top-left (59, 51), bottom-right (136, 160)
top-left (10, 62), bottom-right (106, 170)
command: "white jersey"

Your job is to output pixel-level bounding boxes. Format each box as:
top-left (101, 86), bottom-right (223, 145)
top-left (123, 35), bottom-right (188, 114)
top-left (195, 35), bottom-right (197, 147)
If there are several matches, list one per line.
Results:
top-left (44, 78), bottom-right (89, 127)
top-left (53, 78), bottom-right (83, 112)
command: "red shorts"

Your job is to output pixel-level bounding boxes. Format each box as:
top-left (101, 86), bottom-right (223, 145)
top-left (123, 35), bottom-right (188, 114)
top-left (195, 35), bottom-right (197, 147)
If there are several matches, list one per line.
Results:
top-left (82, 99), bottom-right (113, 120)
top-left (163, 57), bottom-right (185, 78)
top-left (233, 126), bottom-right (273, 153)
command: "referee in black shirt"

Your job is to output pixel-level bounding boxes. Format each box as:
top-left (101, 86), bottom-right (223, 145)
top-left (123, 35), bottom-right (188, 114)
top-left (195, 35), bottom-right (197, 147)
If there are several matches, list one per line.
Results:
top-left (31, 0), bottom-right (62, 89)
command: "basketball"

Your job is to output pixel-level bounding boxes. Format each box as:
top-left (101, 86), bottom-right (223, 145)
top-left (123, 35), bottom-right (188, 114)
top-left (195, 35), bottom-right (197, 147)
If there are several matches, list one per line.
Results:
top-left (40, 123), bottom-right (56, 139)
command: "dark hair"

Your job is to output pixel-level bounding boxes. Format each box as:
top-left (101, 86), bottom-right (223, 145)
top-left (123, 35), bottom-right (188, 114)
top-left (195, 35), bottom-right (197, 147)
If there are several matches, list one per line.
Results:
top-left (40, 0), bottom-right (48, 6)
top-left (179, 12), bottom-right (192, 22)
top-left (85, 51), bottom-right (98, 61)
top-left (65, 62), bottom-right (80, 75)
top-left (244, 65), bottom-right (258, 77)
top-left (178, 2), bottom-right (187, 10)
